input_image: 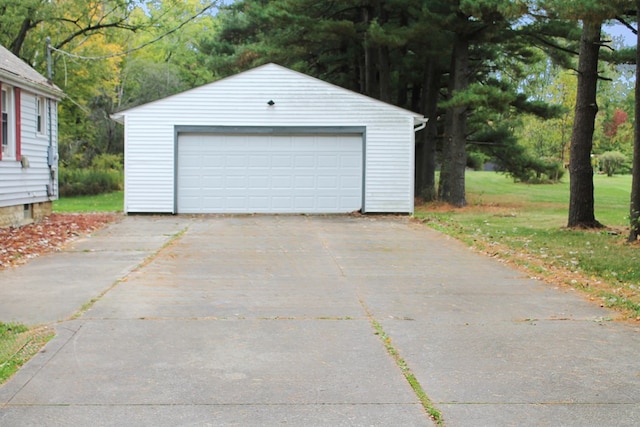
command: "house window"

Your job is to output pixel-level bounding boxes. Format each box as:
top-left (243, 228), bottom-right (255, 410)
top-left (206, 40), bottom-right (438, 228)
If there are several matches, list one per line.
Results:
top-left (1, 86), bottom-right (14, 159)
top-left (37, 96), bottom-right (46, 135)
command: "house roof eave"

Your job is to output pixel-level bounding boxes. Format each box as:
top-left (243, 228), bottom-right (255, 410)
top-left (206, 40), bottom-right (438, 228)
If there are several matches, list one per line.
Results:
top-left (0, 69), bottom-right (64, 100)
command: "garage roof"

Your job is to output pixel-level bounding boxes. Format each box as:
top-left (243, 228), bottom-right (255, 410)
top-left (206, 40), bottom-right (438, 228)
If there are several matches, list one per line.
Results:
top-left (112, 63), bottom-right (425, 126)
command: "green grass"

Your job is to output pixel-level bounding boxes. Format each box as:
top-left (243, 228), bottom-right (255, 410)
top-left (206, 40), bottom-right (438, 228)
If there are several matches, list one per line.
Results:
top-left (53, 191), bottom-right (124, 213)
top-left (0, 322), bottom-right (53, 384)
top-left (371, 319), bottom-right (443, 424)
top-left (416, 171), bottom-right (640, 318)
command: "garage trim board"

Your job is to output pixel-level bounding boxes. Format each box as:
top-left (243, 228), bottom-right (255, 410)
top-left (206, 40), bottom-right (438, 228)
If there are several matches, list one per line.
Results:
top-left (174, 126), bottom-right (366, 214)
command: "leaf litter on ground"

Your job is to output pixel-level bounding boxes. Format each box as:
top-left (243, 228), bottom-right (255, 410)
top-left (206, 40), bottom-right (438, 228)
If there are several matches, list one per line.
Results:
top-left (0, 213), bottom-right (118, 270)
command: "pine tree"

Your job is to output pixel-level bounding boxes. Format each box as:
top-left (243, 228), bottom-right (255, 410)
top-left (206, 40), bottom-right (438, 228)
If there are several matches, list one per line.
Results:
top-left (541, 0), bottom-right (635, 228)
top-left (436, 0), bottom-right (530, 206)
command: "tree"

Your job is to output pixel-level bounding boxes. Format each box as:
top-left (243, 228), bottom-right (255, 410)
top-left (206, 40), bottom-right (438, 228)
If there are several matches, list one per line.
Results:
top-left (0, 0), bottom-right (220, 167)
top-left (200, 0), bottom-right (452, 201)
top-left (541, 0), bottom-right (635, 228)
top-left (438, 25), bottom-right (469, 207)
top-left (436, 0), bottom-right (532, 207)
top-left (568, 19), bottom-right (604, 228)
top-left (628, 1), bottom-right (640, 241)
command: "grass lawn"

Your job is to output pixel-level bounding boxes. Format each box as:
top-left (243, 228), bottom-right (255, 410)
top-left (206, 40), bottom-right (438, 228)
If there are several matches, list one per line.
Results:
top-left (0, 323), bottom-right (53, 384)
top-left (415, 171), bottom-right (640, 319)
top-left (53, 191), bottom-right (124, 213)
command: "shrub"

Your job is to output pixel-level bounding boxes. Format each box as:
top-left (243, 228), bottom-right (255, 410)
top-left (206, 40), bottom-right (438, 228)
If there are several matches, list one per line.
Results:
top-left (58, 167), bottom-right (123, 197)
top-left (467, 151), bottom-right (488, 171)
top-left (91, 153), bottom-right (123, 170)
top-left (495, 153), bottom-right (564, 183)
top-left (598, 151), bottom-right (627, 176)
top-left (540, 159), bottom-right (565, 182)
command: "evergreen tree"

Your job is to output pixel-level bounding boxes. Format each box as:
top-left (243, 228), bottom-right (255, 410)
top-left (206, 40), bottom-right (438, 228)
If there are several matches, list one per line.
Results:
top-left (541, 0), bottom-right (635, 228)
top-left (436, 1), bottom-right (539, 206)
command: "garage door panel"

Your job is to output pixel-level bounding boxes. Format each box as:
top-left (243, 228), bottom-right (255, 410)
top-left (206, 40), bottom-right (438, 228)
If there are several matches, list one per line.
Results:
top-left (293, 139), bottom-right (316, 151)
top-left (226, 156), bottom-right (247, 168)
top-left (248, 196), bottom-right (270, 209)
top-left (203, 154), bottom-right (224, 165)
top-left (294, 176), bottom-right (315, 189)
top-left (272, 155), bottom-right (293, 168)
top-left (341, 176), bottom-right (361, 189)
top-left (270, 139), bottom-right (293, 150)
top-left (318, 155), bottom-right (339, 168)
top-left (317, 176), bottom-right (338, 189)
top-left (341, 155), bottom-right (361, 168)
top-left (178, 133), bottom-right (362, 213)
top-left (294, 155), bottom-right (315, 168)
top-left (272, 175), bottom-right (292, 189)
top-left (249, 155), bottom-right (270, 168)
top-left (202, 197), bottom-right (223, 208)
top-left (248, 175), bottom-right (270, 189)
top-left (317, 196), bottom-right (338, 209)
top-left (272, 197), bottom-right (294, 209)
top-left (318, 139), bottom-right (339, 151)
top-left (202, 176), bottom-right (224, 188)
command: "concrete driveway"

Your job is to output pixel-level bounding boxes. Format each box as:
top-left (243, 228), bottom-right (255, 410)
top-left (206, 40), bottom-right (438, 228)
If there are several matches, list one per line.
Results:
top-left (1, 215), bottom-right (640, 426)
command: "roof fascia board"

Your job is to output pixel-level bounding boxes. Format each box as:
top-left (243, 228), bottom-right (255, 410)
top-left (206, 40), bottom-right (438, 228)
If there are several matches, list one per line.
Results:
top-left (0, 70), bottom-right (63, 100)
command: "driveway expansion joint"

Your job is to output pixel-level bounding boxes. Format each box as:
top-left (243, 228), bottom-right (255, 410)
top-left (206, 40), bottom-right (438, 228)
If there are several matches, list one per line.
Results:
top-left (357, 296), bottom-right (443, 425)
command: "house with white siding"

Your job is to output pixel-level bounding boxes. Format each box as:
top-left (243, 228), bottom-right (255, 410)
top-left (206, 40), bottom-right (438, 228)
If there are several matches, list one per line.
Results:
top-left (112, 63), bottom-right (426, 215)
top-left (0, 44), bottom-right (63, 227)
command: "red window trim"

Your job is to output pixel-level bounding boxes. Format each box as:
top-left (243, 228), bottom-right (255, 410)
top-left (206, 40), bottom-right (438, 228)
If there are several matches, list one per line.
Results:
top-left (0, 81), bottom-right (3, 161)
top-left (15, 87), bottom-right (21, 161)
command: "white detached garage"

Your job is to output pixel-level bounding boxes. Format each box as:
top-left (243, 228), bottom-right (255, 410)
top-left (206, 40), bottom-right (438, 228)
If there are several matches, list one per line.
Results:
top-left (112, 63), bottom-right (425, 214)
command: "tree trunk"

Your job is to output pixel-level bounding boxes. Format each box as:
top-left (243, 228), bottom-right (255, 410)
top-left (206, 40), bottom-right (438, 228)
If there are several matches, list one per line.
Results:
top-left (567, 20), bottom-right (603, 228)
top-left (376, 1), bottom-right (391, 103)
top-left (628, 1), bottom-right (640, 241)
top-left (362, 5), bottom-right (378, 98)
top-left (378, 45), bottom-right (391, 102)
top-left (439, 33), bottom-right (468, 207)
top-left (416, 60), bottom-right (439, 201)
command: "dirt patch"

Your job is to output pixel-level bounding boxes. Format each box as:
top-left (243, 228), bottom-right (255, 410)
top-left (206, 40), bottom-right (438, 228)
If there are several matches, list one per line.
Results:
top-left (0, 213), bottom-right (119, 270)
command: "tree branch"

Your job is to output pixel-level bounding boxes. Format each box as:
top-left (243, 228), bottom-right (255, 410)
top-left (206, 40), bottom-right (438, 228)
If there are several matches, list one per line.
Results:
top-left (615, 15), bottom-right (638, 35)
top-left (55, 21), bottom-right (140, 50)
top-left (10, 17), bottom-right (41, 57)
top-left (530, 34), bottom-right (579, 56)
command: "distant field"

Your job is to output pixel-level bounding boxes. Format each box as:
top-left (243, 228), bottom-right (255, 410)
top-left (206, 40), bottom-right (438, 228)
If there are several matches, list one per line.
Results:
top-left (415, 171), bottom-right (640, 318)
top-left (53, 191), bottom-right (124, 213)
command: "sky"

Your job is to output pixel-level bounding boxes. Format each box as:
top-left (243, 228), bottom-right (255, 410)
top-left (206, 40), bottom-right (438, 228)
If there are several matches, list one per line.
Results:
top-left (604, 22), bottom-right (637, 47)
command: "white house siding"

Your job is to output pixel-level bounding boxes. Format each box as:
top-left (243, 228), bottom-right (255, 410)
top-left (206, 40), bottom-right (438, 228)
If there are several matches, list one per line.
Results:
top-left (0, 89), bottom-right (58, 208)
top-left (118, 64), bottom-right (421, 214)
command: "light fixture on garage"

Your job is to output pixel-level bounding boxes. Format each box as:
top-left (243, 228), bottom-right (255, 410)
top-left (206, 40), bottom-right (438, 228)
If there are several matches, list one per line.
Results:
top-left (267, 100), bottom-right (275, 106)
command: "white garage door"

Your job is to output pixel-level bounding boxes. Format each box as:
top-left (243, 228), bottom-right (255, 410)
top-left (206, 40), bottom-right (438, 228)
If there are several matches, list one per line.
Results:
top-left (177, 133), bottom-right (363, 213)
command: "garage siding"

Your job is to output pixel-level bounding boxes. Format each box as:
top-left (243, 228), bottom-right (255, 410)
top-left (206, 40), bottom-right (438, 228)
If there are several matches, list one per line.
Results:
top-left (118, 64), bottom-right (420, 214)
top-left (124, 118), bottom-right (175, 213)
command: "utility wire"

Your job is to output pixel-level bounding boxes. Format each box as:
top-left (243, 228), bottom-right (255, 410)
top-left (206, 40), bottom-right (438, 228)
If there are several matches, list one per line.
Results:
top-left (49, 3), bottom-right (217, 61)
